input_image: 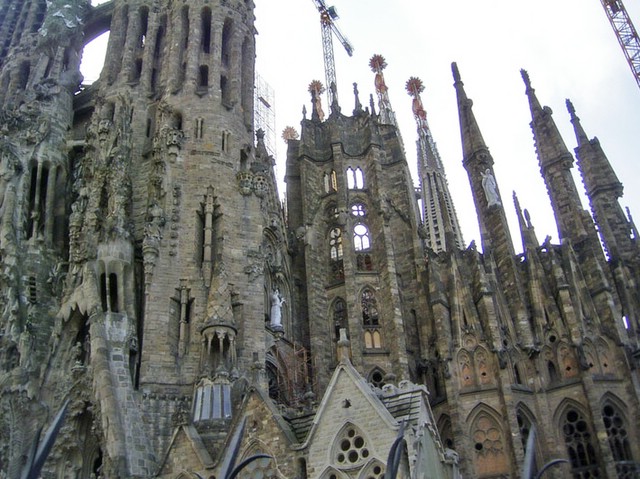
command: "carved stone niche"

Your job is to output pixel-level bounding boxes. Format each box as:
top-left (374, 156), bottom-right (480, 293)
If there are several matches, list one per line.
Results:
top-left (199, 323), bottom-right (237, 376)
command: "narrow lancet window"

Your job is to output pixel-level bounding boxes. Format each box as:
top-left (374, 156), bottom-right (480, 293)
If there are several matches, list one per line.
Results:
top-left (329, 227), bottom-right (344, 282)
top-left (201, 8), bottom-right (212, 54)
top-left (221, 19), bottom-right (233, 67)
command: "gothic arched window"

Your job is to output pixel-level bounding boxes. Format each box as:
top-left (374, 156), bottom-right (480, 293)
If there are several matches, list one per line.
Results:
top-left (353, 223), bottom-right (371, 251)
top-left (333, 298), bottom-right (348, 341)
top-left (329, 227), bottom-right (344, 281)
top-left (561, 407), bottom-right (601, 477)
top-left (324, 170), bottom-right (338, 193)
top-left (330, 227), bottom-right (343, 261)
top-left (516, 407), bottom-right (535, 455)
top-left (362, 288), bottom-right (382, 349)
top-left (361, 289), bottom-right (379, 326)
top-left (470, 409), bottom-right (509, 477)
top-left (602, 403), bottom-right (633, 464)
top-left (346, 167), bottom-right (364, 190)
top-left (331, 423), bottom-right (371, 468)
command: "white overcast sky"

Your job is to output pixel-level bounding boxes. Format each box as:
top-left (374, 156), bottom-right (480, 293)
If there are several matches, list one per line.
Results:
top-left (83, 0), bottom-right (640, 252)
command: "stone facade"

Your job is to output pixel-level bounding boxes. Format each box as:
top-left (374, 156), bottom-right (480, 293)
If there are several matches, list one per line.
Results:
top-left (0, 1), bottom-right (639, 479)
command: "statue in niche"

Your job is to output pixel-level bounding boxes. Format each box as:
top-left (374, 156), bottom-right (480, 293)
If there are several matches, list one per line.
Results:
top-left (481, 169), bottom-right (501, 207)
top-left (270, 289), bottom-right (285, 329)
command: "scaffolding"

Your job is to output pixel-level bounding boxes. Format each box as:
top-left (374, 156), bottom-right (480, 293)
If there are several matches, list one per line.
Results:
top-left (254, 73), bottom-right (277, 158)
top-left (268, 338), bottom-right (315, 409)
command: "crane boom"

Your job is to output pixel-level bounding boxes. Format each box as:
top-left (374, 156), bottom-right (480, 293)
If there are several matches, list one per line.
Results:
top-left (601, 0), bottom-right (640, 89)
top-left (311, 0), bottom-right (354, 107)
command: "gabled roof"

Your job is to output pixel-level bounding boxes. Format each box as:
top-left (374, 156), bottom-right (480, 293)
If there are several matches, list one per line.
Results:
top-left (156, 424), bottom-right (215, 476)
top-left (299, 359), bottom-right (400, 449)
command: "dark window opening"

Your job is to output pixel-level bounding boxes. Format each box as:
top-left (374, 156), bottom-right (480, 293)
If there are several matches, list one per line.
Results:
top-left (154, 25), bottom-right (164, 59)
top-left (562, 408), bottom-right (601, 477)
top-left (201, 8), bottom-right (212, 54)
top-left (100, 273), bottom-right (108, 311)
top-left (220, 75), bottom-right (229, 106)
top-left (181, 6), bottom-right (190, 49)
top-left (151, 68), bottom-right (157, 90)
top-left (221, 19), bottom-right (233, 67)
top-left (18, 61), bottom-right (30, 89)
top-left (92, 450), bottom-right (103, 476)
top-left (199, 65), bottom-right (209, 88)
top-left (548, 360), bottom-right (559, 384)
top-left (514, 364), bottom-right (523, 385)
top-left (602, 404), bottom-right (632, 462)
top-left (134, 58), bottom-right (143, 81)
top-left (26, 164), bottom-right (38, 239)
top-left (109, 273), bottom-right (119, 313)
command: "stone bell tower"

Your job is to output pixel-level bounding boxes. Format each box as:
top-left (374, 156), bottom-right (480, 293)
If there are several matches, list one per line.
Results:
top-left (0, 0), bottom-right (294, 477)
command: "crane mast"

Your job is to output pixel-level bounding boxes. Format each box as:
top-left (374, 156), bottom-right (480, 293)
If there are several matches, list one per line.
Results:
top-left (310, 0), bottom-right (354, 107)
top-left (601, 0), bottom-right (640, 89)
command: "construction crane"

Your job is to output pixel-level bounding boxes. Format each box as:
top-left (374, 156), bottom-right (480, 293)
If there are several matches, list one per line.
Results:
top-left (310, 0), bottom-right (354, 107)
top-left (601, 0), bottom-right (640, 89)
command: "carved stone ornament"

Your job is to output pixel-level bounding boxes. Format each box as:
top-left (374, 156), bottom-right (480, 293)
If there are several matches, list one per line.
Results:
top-left (252, 173), bottom-right (268, 198)
top-left (237, 170), bottom-right (254, 196)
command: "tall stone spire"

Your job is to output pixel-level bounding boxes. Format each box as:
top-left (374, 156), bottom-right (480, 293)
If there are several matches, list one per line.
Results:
top-left (522, 70), bottom-right (589, 242)
top-left (406, 76), bottom-right (464, 252)
top-left (452, 63), bottom-right (533, 347)
top-left (452, 62), bottom-right (514, 256)
top-left (567, 99), bottom-right (639, 263)
top-left (369, 54), bottom-right (399, 127)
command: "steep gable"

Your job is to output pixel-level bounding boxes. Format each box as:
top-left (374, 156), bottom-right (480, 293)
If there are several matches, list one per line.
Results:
top-left (157, 425), bottom-right (215, 478)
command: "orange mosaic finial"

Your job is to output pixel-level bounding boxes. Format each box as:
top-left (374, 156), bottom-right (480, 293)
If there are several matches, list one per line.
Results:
top-left (308, 80), bottom-right (326, 95)
top-left (370, 54), bottom-right (388, 94)
top-left (282, 126), bottom-right (299, 142)
top-left (369, 54), bottom-right (387, 72)
top-left (406, 77), bottom-right (426, 121)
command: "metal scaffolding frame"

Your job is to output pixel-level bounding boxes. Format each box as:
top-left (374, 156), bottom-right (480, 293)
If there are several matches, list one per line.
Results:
top-left (254, 72), bottom-right (276, 158)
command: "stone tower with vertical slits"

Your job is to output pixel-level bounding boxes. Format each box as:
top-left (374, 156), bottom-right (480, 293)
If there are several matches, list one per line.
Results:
top-left (1, 2), bottom-right (640, 479)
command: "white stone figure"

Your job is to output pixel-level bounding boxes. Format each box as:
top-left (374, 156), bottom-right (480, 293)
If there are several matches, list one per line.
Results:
top-left (481, 169), bottom-right (501, 207)
top-left (270, 289), bottom-right (285, 328)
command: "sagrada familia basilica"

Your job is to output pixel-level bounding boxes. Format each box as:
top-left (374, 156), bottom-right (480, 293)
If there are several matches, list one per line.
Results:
top-left (0, 1), bottom-right (639, 478)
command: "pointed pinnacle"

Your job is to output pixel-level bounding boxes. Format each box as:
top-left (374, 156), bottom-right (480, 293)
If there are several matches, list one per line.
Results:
top-left (566, 98), bottom-right (588, 145)
top-left (452, 62), bottom-right (461, 83)
top-left (521, 69), bottom-right (532, 91)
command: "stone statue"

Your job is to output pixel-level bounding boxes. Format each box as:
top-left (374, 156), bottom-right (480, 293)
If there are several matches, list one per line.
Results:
top-left (481, 169), bottom-right (500, 207)
top-left (270, 289), bottom-right (285, 328)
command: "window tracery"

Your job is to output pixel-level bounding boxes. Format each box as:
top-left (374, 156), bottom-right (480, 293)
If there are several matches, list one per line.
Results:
top-left (359, 460), bottom-right (385, 479)
top-left (329, 227), bottom-right (344, 281)
top-left (470, 410), bottom-right (509, 477)
top-left (602, 402), bottom-right (632, 464)
top-left (361, 289), bottom-right (379, 326)
top-left (333, 298), bottom-right (348, 341)
top-left (346, 167), bottom-right (364, 190)
top-left (332, 424), bottom-right (371, 468)
top-left (561, 407), bottom-right (601, 478)
top-left (351, 203), bottom-right (366, 217)
top-left (324, 170), bottom-right (338, 193)
top-left (353, 223), bottom-right (371, 251)
top-left (361, 289), bottom-right (382, 349)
